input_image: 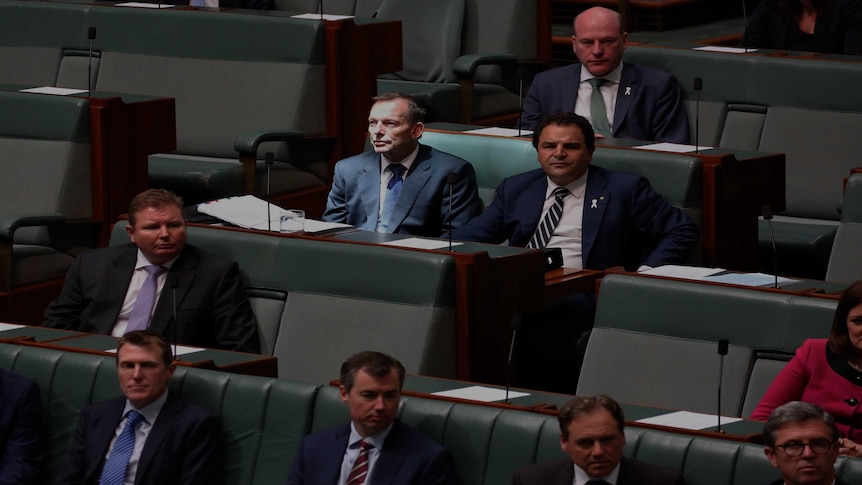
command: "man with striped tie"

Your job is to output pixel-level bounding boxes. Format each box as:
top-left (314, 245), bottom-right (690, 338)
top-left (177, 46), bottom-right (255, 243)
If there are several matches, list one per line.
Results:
top-left (453, 113), bottom-right (698, 392)
top-left (55, 330), bottom-right (222, 485)
top-left (288, 351), bottom-right (456, 485)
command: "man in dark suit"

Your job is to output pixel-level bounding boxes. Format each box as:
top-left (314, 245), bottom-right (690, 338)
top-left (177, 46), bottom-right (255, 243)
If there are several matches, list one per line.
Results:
top-left (322, 93), bottom-right (482, 237)
top-left (0, 369), bottom-right (42, 484)
top-left (288, 351), bottom-right (456, 484)
top-left (512, 395), bottom-right (685, 485)
top-left (42, 189), bottom-right (260, 353)
top-left (764, 401), bottom-right (848, 485)
top-left (56, 330), bottom-right (222, 485)
top-left (518, 7), bottom-right (689, 144)
top-left (453, 112), bottom-right (698, 392)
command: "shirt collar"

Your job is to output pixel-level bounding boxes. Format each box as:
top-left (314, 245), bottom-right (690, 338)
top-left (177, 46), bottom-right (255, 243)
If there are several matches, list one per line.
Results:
top-left (123, 388), bottom-right (169, 425)
top-left (380, 145), bottom-right (420, 175)
top-left (135, 249), bottom-right (179, 270)
top-left (545, 168), bottom-right (589, 200)
top-left (348, 421), bottom-right (395, 450)
top-left (580, 62), bottom-right (624, 85)
top-left (573, 461), bottom-right (621, 485)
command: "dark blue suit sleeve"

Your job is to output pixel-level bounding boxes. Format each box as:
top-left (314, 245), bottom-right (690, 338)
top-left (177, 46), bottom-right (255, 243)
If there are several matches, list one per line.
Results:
top-left (416, 448), bottom-right (456, 485)
top-left (648, 73), bottom-right (690, 144)
top-left (0, 379), bottom-right (41, 485)
top-left (629, 177), bottom-right (699, 268)
top-left (451, 177), bottom-right (515, 244)
top-left (440, 162), bottom-right (482, 237)
top-left (322, 161), bottom-right (350, 224)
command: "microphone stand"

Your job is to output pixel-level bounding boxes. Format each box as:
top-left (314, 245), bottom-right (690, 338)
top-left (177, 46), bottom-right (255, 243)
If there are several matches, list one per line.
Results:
top-left (265, 152), bottom-right (274, 232)
top-left (717, 339), bottom-right (729, 433)
top-left (87, 27), bottom-right (97, 98)
top-left (693, 77), bottom-right (702, 153)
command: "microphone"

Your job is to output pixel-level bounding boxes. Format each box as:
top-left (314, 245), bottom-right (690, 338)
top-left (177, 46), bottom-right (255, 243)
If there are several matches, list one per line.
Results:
top-left (319, 0), bottom-right (323, 20)
top-left (741, 0), bottom-right (749, 52)
top-left (446, 172), bottom-right (458, 251)
top-left (762, 204), bottom-right (779, 288)
top-left (517, 77), bottom-right (524, 137)
top-left (717, 339), bottom-right (729, 433)
top-left (846, 398), bottom-right (859, 406)
top-left (168, 274), bottom-right (180, 361)
top-left (693, 77), bottom-right (702, 153)
top-left (87, 27), bottom-right (97, 98)
top-left (265, 152), bottom-right (274, 232)
top-left (504, 318), bottom-right (522, 404)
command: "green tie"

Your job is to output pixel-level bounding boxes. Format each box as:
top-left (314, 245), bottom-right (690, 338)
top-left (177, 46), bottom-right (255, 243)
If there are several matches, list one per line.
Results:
top-left (589, 78), bottom-right (611, 137)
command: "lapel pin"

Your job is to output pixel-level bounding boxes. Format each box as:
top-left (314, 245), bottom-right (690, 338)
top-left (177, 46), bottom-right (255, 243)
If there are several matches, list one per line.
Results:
top-left (625, 87), bottom-right (632, 96)
top-left (591, 199), bottom-right (598, 209)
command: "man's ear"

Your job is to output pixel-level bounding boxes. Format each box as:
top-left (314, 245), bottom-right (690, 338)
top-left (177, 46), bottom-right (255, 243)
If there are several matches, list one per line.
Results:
top-left (340, 385), bottom-right (349, 403)
top-left (764, 447), bottom-right (778, 468)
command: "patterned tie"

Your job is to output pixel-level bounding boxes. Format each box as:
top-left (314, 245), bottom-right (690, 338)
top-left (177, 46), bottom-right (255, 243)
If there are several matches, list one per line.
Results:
top-left (527, 187), bottom-right (570, 249)
top-left (346, 440), bottom-right (371, 485)
top-left (99, 410), bottom-right (144, 485)
top-left (379, 163), bottom-right (407, 233)
top-left (589, 78), bottom-right (611, 137)
top-left (126, 265), bottom-right (167, 333)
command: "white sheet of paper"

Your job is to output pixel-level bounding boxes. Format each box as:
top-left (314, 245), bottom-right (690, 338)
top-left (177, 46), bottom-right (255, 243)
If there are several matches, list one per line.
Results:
top-left (636, 410), bottom-right (743, 430)
top-left (432, 385), bottom-right (530, 402)
top-left (0, 323), bottom-right (25, 332)
top-left (466, 127), bottom-right (533, 137)
top-left (115, 2), bottom-right (175, 7)
top-left (641, 265), bottom-right (726, 279)
top-left (291, 13), bottom-right (353, 20)
top-left (303, 219), bottom-right (353, 233)
top-left (634, 142), bottom-right (713, 153)
top-left (106, 345), bottom-right (205, 357)
top-left (694, 46), bottom-right (757, 54)
top-left (380, 238), bottom-right (462, 250)
top-left (704, 272), bottom-right (798, 287)
top-left (19, 86), bottom-right (88, 96)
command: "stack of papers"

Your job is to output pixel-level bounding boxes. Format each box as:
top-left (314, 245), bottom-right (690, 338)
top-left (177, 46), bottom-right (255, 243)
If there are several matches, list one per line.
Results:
top-left (197, 195), bottom-right (351, 233)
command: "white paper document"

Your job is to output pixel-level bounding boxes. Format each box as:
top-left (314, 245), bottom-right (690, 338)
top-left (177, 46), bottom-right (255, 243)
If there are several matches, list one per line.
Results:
top-left (381, 238), bottom-right (462, 250)
top-left (634, 142), bottom-right (713, 153)
top-left (432, 385), bottom-right (530, 402)
top-left (641, 265), bottom-right (726, 279)
top-left (303, 219), bottom-right (353, 233)
top-left (704, 272), bottom-right (798, 287)
top-left (19, 87), bottom-right (88, 96)
top-left (637, 410), bottom-right (742, 430)
top-left (0, 323), bottom-right (25, 332)
top-left (107, 345), bottom-right (205, 357)
top-left (291, 13), bottom-right (354, 20)
top-left (466, 127), bottom-right (533, 137)
top-left (115, 2), bottom-right (175, 7)
top-left (694, 46), bottom-right (757, 54)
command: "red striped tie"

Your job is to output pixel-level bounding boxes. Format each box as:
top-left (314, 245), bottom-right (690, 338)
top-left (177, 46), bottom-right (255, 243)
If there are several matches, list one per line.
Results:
top-left (346, 440), bottom-right (371, 485)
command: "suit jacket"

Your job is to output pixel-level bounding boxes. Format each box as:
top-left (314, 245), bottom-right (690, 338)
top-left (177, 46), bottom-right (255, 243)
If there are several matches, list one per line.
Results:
top-left (452, 166), bottom-right (699, 271)
top-left (321, 144), bottom-right (482, 238)
top-left (55, 393), bottom-right (222, 485)
top-left (0, 369), bottom-right (41, 485)
top-left (42, 243), bottom-right (260, 353)
top-left (518, 62), bottom-right (690, 144)
top-left (744, 0), bottom-right (862, 55)
top-left (511, 457), bottom-right (686, 485)
top-left (287, 420), bottom-right (456, 485)
top-left (768, 478), bottom-right (848, 485)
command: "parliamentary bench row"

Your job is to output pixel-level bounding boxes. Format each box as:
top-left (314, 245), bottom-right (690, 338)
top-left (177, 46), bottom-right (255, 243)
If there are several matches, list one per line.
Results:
top-left (2, 340), bottom-right (862, 485)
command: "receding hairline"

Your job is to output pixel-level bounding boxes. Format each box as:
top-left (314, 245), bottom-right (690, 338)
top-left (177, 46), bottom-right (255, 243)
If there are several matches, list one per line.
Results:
top-left (573, 7), bottom-right (624, 36)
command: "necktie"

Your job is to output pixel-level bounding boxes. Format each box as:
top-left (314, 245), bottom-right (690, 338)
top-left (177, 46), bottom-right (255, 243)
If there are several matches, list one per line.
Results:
top-left (527, 187), bottom-right (570, 249)
top-left (99, 410), bottom-right (143, 485)
top-left (126, 265), bottom-right (167, 333)
top-left (589, 78), bottom-right (611, 137)
top-left (346, 440), bottom-right (371, 485)
top-left (586, 481), bottom-right (611, 485)
top-left (379, 163), bottom-right (407, 233)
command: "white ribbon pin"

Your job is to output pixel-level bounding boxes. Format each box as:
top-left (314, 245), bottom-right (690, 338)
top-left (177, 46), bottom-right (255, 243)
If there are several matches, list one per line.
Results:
top-left (591, 199), bottom-right (598, 209)
top-left (625, 86), bottom-right (632, 96)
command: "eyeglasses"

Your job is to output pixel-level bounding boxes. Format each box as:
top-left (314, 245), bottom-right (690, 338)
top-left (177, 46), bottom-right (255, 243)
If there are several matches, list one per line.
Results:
top-left (773, 438), bottom-right (835, 457)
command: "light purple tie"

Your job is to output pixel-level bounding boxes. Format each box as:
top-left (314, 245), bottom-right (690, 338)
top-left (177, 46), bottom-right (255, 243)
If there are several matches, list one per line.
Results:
top-left (126, 265), bottom-right (167, 333)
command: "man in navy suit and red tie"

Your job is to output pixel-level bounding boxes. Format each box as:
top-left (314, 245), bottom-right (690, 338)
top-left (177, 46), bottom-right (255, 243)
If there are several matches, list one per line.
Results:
top-left (288, 351), bottom-right (456, 484)
top-left (56, 330), bottom-right (222, 485)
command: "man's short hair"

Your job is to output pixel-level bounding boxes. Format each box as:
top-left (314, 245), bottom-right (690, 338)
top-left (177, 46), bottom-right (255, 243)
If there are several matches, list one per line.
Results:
top-left (117, 330), bottom-right (174, 368)
top-left (340, 351), bottom-right (406, 393)
top-left (763, 401), bottom-right (839, 448)
top-left (558, 395), bottom-right (625, 439)
top-left (128, 189), bottom-right (184, 227)
top-left (531, 112), bottom-right (596, 152)
top-left (372, 92), bottom-right (426, 125)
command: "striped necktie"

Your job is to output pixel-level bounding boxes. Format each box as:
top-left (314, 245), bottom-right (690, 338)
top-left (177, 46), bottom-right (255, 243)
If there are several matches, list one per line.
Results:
top-left (98, 410), bottom-right (143, 485)
top-left (527, 187), bottom-right (570, 249)
top-left (346, 440), bottom-right (371, 485)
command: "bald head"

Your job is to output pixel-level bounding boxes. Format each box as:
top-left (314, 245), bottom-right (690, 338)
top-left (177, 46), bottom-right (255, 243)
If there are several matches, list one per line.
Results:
top-left (572, 7), bottom-right (627, 77)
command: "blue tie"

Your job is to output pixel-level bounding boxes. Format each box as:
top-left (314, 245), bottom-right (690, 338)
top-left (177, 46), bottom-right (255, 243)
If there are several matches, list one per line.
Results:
top-left (99, 410), bottom-right (144, 485)
top-left (379, 163), bottom-right (406, 233)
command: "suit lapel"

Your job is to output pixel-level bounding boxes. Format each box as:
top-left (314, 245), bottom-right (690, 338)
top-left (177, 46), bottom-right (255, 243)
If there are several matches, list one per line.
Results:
top-left (321, 425), bottom-right (351, 485)
top-left (92, 399), bottom-right (127, 476)
top-left (135, 393), bottom-right (183, 484)
top-left (97, 248), bottom-right (137, 334)
top-left (358, 153), bottom-right (382, 232)
top-left (149, 248), bottom-right (197, 335)
top-left (612, 63), bottom-right (638, 135)
top-left (515, 175), bottom-right (549, 246)
top-left (563, 65), bottom-right (581, 113)
top-left (371, 421), bottom-right (408, 484)
top-left (581, 169), bottom-right (610, 266)
top-left (387, 147), bottom-right (433, 233)
top-left (557, 459), bottom-right (574, 485)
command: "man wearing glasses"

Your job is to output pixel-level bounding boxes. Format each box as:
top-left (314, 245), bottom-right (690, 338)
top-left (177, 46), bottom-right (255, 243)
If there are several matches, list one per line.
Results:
top-left (764, 401), bottom-right (847, 485)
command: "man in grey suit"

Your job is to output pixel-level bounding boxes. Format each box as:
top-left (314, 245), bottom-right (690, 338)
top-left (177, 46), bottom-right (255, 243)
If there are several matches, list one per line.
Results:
top-left (42, 189), bottom-right (260, 353)
top-left (322, 93), bottom-right (481, 237)
top-left (512, 395), bottom-right (685, 485)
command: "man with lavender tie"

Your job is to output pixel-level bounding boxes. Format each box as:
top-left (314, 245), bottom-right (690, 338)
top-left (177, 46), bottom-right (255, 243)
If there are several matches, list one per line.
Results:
top-left (42, 189), bottom-right (260, 353)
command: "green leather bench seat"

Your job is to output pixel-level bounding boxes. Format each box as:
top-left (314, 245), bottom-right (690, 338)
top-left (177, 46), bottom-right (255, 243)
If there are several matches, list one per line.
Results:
top-left (109, 222), bottom-right (457, 383)
top-left (0, 90), bottom-right (95, 291)
top-left (578, 273), bottom-right (838, 416)
top-left (624, 44), bottom-right (862, 279)
top-left (4, 340), bottom-right (862, 485)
